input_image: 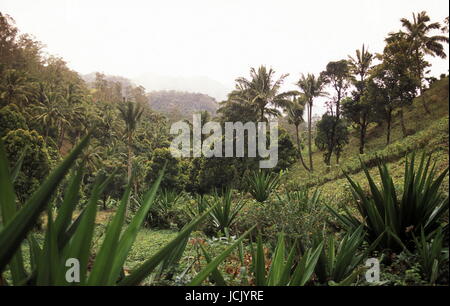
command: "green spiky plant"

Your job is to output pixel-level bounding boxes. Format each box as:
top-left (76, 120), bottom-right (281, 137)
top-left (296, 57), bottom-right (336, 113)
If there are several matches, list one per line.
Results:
top-left (246, 170), bottom-right (282, 203)
top-left (0, 136), bottom-right (253, 285)
top-left (249, 233), bottom-right (324, 286)
top-left (185, 194), bottom-right (208, 220)
top-left (208, 188), bottom-right (246, 235)
top-left (413, 227), bottom-right (449, 284)
top-left (277, 188), bottom-right (321, 214)
top-left (327, 153), bottom-right (449, 251)
top-left (148, 189), bottom-right (183, 228)
top-left (197, 233), bottom-right (324, 286)
top-left (313, 226), bottom-right (371, 285)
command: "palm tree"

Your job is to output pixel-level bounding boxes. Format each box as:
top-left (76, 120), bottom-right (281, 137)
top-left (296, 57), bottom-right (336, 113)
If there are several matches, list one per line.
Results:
top-left (296, 74), bottom-right (327, 171)
top-left (348, 45), bottom-right (374, 154)
top-left (397, 11), bottom-right (449, 112)
top-left (118, 98), bottom-right (144, 184)
top-left (348, 44), bottom-right (373, 82)
top-left (286, 94), bottom-right (310, 172)
top-left (33, 85), bottom-right (66, 140)
top-left (0, 69), bottom-right (32, 107)
top-left (231, 66), bottom-right (295, 122)
top-left (58, 83), bottom-right (84, 152)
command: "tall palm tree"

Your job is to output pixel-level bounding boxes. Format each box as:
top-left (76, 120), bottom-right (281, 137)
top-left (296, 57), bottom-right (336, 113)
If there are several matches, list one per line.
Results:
top-left (231, 66), bottom-right (295, 122)
top-left (397, 11), bottom-right (449, 112)
top-left (348, 44), bottom-right (373, 82)
top-left (58, 83), bottom-right (84, 152)
top-left (296, 74), bottom-right (327, 171)
top-left (286, 94), bottom-right (310, 172)
top-left (348, 45), bottom-right (374, 154)
top-left (118, 98), bottom-right (144, 184)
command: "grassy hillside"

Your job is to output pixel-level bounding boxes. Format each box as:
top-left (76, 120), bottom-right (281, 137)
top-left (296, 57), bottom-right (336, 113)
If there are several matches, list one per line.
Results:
top-left (283, 77), bottom-right (449, 203)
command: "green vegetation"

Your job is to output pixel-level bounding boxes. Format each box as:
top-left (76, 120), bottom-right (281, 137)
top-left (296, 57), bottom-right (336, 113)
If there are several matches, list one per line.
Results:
top-left (0, 10), bottom-right (449, 286)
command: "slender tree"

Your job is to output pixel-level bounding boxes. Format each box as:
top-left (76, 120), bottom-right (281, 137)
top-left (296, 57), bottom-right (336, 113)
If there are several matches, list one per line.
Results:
top-left (321, 60), bottom-right (351, 120)
top-left (118, 99), bottom-right (144, 185)
top-left (346, 45), bottom-right (374, 154)
top-left (320, 60), bottom-right (351, 164)
top-left (286, 94), bottom-right (310, 171)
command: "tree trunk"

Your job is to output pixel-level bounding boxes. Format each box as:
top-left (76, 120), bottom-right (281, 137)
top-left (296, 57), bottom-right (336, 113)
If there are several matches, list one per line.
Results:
top-left (127, 134), bottom-right (132, 183)
top-left (336, 89), bottom-right (341, 120)
top-left (58, 125), bottom-right (65, 153)
top-left (307, 102), bottom-right (313, 171)
top-left (295, 124), bottom-right (310, 172)
top-left (415, 49), bottom-right (430, 114)
top-left (126, 133), bottom-right (132, 219)
top-left (399, 107), bottom-right (407, 137)
top-left (324, 150), bottom-right (331, 168)
top-left (420, 89), bottom-right (431, 114)
top-left (359, 117), bottom-right (367, 154)
top-left (386, 110), bottom-right (392, 145)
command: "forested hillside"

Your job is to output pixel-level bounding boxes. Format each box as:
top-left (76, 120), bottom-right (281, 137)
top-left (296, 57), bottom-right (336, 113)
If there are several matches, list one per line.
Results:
top-left (0, 7), bottom-right (449, 288)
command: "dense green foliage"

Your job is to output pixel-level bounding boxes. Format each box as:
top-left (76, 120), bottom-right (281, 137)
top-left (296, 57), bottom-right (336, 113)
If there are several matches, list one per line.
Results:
top-left (0, 10), bottom-right (448, 287)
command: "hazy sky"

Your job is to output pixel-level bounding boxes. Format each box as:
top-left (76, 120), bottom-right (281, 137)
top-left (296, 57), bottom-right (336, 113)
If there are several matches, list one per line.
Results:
top-left (2, 0), bottom-right (449, 111)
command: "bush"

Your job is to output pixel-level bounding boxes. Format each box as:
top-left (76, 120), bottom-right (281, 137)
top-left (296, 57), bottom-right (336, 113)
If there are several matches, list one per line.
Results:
top-left (246, 170), bottom-right (282, 203)
top-left (413, 228), bottom-right (449, 284)
top-left (2, 128), bottom-right (50, 203)
top-left (148, 148), bottom-right (187, 191)
top-left (146, 189), bottom-right (190, 230)
top-left (207, 188), bottom-right (246, 235)
top-left (328, 153), bottom-right (449, 251)
top-left (0, 104), bottom-right (28, 137)
top-left (235, 188), bottom-right (327, 245)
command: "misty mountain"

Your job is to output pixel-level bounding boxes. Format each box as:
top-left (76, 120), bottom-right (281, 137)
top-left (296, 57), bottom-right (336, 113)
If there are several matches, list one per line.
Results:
top-left (133, 73), bottom-right (230, 101)
top-left (147, 90), bottom-right (218, 121)
top-left (81, 72), bottom-right (220, 121)
top-left (81, 72), bottom-right (134, 89)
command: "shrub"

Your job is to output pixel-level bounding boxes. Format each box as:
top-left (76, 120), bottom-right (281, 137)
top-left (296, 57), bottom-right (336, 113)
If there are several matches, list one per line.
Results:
top-left (208, 188), bottom-right (246, 235)
top-left (0, 104), bottom-right (28, 137)
top-left (246, 233), bottom-right (324, 286)
top-left (328, 153), bottom-right (449, 251)
top-left (313, 226), bottom-right (367, 285)
top-left (147, 189), bottom-right (187, 229)
top-left (148, 148), bottom-right (187, 191)
top-left (2, 128), bottom-right (50, 203)
top-left (235, 188), bottom-right (326, 245)
top-left (413, 228), bottom-right (449, 284)
top-left (246, 170), bottom-right (282, 202)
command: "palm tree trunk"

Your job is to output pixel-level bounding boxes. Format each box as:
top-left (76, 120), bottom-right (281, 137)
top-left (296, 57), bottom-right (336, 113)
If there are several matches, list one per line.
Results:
top-left (126, 133), bottom-right (132, 219)
top-left (127, 133), bottom-right (132, 183)
top-left (399, 107), bottom-right (407, 137)
top-left (295, 124), bottom-right (310, 172)
top-left (58, 125), bottom-right (65, 153)
top-left (415, 49), bottom-right (431, 114)
top-left (307, 102), bottom-right (313, 171)
top-left (386, 110), bottom-right (392, 145)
